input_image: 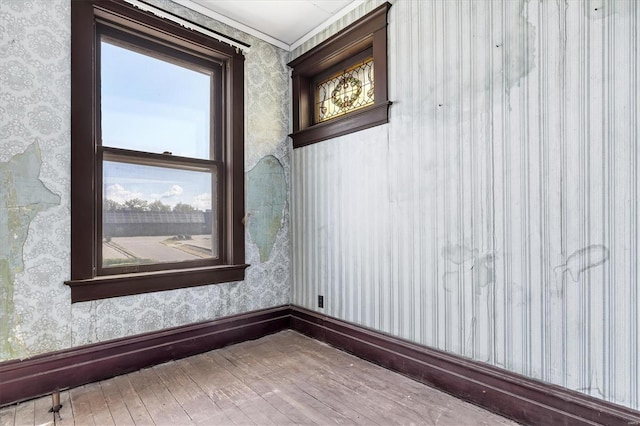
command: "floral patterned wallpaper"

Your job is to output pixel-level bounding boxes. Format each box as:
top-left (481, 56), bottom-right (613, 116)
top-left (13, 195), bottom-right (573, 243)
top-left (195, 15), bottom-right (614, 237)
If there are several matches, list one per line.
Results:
top-left (0, 0), bottom-right (291, 361)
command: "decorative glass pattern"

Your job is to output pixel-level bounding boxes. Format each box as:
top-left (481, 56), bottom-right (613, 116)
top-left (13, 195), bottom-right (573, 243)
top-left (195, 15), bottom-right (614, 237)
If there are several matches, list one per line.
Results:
top-left (316, 57), bottom-right (374, 122)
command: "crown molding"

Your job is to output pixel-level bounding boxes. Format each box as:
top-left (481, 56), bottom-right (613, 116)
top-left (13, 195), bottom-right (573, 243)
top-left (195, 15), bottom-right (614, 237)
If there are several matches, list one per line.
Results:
top-left (289, 0), bottom-right (365, 52)
top-left (172, 0), bottom-right (289, 50)
top-left (124, 0), bottom-right (251, 52)
top-left (173, 0), bottom-right (365, 52)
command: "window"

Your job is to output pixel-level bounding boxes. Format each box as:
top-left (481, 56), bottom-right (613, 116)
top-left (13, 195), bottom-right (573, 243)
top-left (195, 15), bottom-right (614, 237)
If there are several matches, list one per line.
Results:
top-left (288, 2), bottom-right (391, 148)
top-left (315, 51), bottom-right (375, 123)
top-left (67, 0), bottom-right (247, 302)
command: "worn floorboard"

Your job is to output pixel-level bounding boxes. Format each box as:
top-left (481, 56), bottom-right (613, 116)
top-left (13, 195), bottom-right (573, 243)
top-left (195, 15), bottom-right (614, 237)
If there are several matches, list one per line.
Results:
top-left (0, 404), bottom-right (15, 426)
top-left (2, 331), bottom-right (518, 425)
top-left (12, 400), bottom-right (34, 426)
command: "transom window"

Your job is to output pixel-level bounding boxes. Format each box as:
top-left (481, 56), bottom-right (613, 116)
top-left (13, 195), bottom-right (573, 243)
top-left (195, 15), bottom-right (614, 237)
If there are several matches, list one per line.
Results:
top-left (288, 2), bottom-right (391, 148)
top-left (67, 0), bottom-right (247, 302)
top-left (315, 53), bottom-right (374, 123)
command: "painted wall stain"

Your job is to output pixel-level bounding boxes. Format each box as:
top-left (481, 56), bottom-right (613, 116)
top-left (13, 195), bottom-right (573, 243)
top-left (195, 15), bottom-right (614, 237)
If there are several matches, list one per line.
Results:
top-left (0, 143), bottom-right (60, 359)
top-left (441, 243), bottom-right (477, 265)
top-left (442, 244), bottom-right (496, 361)
top-left (246, 155), bottom-right (286, 262)
top-left (554, 244), bottom-right (610, 284)
top-left (437, 0), bottom-right (537, 114)
top-left (503, 0), bottom-right (537, 90)
top-left (586, 0), bottom-right (616, 19)
top-left (442, 244), bottom-right (495, 294)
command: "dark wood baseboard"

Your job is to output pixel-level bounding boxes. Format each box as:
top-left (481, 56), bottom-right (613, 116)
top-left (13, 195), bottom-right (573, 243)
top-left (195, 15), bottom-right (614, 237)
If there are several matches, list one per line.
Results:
top-left (0, 305), bottom-right (290, 406)
top-left (290, 305), bottom-right (640, 426)
top-left (3, 304), bottom-right (639, 425)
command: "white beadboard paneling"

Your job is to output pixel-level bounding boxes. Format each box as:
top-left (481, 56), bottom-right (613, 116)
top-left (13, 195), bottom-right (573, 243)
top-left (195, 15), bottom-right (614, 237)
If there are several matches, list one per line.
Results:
top-left (291, 0), bottom-right (640, 411)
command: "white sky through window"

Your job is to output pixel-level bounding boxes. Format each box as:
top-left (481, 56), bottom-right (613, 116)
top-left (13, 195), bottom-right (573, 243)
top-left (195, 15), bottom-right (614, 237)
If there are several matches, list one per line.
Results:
top-left (101, 39), bottom-right (211, 158)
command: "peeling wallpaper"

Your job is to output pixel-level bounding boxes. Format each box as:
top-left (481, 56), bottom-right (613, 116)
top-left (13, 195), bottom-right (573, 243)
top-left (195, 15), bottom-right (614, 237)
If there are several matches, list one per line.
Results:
top-left (246, 156), bottom-right (287, 262)
top-left (0, 0), bottom-right (290, 360)
top-left (0, 144), bottom-right (60, 359)
top-left (0, 0), bottom-right (72, 359)
top-left (291, 0), bottom-right (640, 411)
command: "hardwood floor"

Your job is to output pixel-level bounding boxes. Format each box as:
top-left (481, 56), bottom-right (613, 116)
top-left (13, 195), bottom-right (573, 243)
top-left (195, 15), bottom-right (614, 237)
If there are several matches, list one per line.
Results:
top-left (0, 331), bottom-right (518, 425)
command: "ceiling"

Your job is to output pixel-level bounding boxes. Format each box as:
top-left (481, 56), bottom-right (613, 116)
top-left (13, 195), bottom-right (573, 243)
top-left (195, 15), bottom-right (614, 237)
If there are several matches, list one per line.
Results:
top-left (173, 0), bottom-right (360, 51)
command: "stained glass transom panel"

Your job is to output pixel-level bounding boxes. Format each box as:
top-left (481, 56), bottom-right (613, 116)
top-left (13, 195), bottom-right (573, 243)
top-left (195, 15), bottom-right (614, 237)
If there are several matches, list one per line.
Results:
top-left (315, 57), bottom-right (374, 123)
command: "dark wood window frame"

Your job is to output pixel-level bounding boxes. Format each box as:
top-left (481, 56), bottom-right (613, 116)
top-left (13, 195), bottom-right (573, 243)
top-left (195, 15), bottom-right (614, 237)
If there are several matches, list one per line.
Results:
top-left (67, 0), bottom-right (247, 303)
top-left (288, 2), bottom-right (391, 149)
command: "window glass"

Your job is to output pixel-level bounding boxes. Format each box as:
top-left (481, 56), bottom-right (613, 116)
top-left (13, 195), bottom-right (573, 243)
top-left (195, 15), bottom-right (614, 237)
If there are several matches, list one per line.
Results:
top-left (315, 56), bottom-right (374, 123)
top-left (102, 160), bottom-right (217, 269)
top-left (100, 39), bottom-right (212, 159)
top-left (68, 0), bottom-right (246, 301)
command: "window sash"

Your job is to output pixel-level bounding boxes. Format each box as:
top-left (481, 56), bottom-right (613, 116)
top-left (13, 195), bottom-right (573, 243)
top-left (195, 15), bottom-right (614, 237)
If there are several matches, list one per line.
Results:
top-left (96, 24), bottom-right (224, 161)
top-left (97, 148), bottom-right (223, 275)
top-left (68, 0), bottom-right (247, 302)
top-left (94, 23), bottom-right (225, 276)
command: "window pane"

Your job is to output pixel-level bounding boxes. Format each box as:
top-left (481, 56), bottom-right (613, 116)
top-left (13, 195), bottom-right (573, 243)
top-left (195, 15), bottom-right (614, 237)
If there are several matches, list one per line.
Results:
top-left (102, 161), bottom-right (218, 269)
top-left (316, 57), bottom-right (374, 123)
top-left (101, 39), bottom-right (212, 159)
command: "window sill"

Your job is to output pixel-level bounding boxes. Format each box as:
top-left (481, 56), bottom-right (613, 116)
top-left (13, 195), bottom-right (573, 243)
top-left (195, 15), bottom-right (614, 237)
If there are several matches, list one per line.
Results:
top-left (65, 263), bottom-right (249, 303)
top-left (289, 101), bottom-right (391, 148)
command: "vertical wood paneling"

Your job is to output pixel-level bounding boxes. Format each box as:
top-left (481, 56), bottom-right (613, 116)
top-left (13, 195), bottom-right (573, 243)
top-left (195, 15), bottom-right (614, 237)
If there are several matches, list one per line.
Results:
top-left (291, 0), bottom-right (640, 411)
top-left (631, 0), bottom-right (637, 401)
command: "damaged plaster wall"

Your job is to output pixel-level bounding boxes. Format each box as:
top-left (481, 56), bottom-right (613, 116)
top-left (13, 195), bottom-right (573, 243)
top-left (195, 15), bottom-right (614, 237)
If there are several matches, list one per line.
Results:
top-left (246, 156), bottom-right (287, 263)
top-left (0, 144), bottom-right (60, 359)
top-left (0, 0), bottom-right (290, 359)
top-left (1, 0), bottom-right (71, 359)
top-left (291, 0), bottom-right (639, 411)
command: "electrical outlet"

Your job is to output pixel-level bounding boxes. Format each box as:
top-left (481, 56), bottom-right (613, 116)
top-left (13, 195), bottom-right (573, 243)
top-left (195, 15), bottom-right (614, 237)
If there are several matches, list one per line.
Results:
top-left (318, 295), bottom-right (324, 308)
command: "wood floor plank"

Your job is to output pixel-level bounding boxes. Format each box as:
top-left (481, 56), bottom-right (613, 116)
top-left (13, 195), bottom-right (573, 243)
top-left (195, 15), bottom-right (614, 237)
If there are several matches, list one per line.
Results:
top-left (288, 332), bottom-right (515, 426)
top-left (243, 336), bottom-right (420, 425)
top-left (185, 351), bottom-right (277, 425)
top-left (82, 382), bottom-right (115, 426)
top-left (54, 391), bottom-right (74, 426)
top-left (127, 368), bottom-right (193, 426)
top-left (153, 360), bottom-right (233, 425)
top-left (248, 356), bottom-right (354, 426)
top-left (69, 386), bottom-right (95, 426)
top-left (260, 370), bottom-right (351, 425)
top-left (276, 333), bottom-right (440, 421)
top-left (13, 400), bottom-right (34, 426)
top-left (181, 351), bottom-right (263, 426)
top-left (1, 331), bottom-right (518, 426)
top-left (299, 346), bottom-right (447, 424)
top-left (235, 333), bottom-right (416, 425)
top-left (211, 349), bottom-right (315, 425)
top-left (125, 369), bottom-right (171, 426)
top-left (140, 368), bottom-right (194, 426)
top-left (33, 396), bottom-right (54, 426)
top-left (0, 405), bottom-right (15, 426)
top-left (111, 374), bottom-right (154, 425)
top-left (215, 348), bottom-right (319, 425)
top-left (290, 334), bottom-right (473, 422)
top-left (218, 342), bottom-right (332, 425)
top-left (241, 342), bottom-right (381, 425)
top-left (264, 337), bottom-right (456, 422)
top-left (100, 379), bottom-right (135, 425)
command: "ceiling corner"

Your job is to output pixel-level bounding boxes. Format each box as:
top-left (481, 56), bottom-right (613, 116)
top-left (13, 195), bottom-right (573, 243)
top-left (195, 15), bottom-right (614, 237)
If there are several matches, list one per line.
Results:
top-left (172, 0), bottom-right (291, 50)
top-left (173, 0), bottom-right (363, 52)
